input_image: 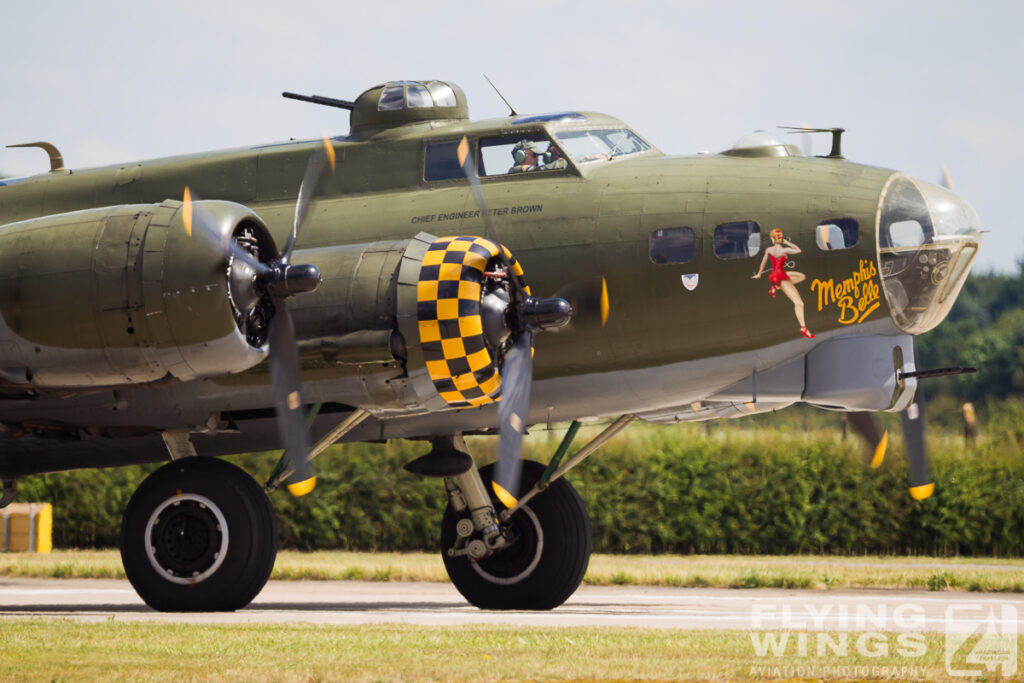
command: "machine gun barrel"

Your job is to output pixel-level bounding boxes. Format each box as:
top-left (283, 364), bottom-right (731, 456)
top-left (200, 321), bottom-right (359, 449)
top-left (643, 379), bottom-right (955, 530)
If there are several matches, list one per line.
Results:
top-left (282, 91), bottom-right (355, 110)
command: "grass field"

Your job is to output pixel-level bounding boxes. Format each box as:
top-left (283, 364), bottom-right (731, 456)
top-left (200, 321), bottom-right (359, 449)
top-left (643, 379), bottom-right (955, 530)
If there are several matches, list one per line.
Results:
top-left (5, 551), bottom-right (1023, 680)
top-left (0, 620), bottom-right (998, 682)
top-left (3, 549), bottom-right (1024, 592)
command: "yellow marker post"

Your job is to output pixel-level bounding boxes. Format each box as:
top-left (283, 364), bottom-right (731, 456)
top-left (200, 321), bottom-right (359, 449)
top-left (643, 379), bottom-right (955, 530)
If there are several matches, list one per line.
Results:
top-left (1, 503), bottom-right (52, 553)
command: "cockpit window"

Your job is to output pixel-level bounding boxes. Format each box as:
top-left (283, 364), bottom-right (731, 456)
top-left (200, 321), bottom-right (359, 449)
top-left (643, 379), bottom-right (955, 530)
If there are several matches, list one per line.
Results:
top-left (478, 134), bottom-right (567, 177)
top-left (553, 129), bottom-right (649, 164)
top-left (816, 219), bottom-right (859, 250)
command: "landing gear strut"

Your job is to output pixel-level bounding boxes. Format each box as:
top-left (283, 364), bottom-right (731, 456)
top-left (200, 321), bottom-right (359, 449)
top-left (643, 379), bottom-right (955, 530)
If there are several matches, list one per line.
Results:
top-left (440, 460), bottom-right (591, 610)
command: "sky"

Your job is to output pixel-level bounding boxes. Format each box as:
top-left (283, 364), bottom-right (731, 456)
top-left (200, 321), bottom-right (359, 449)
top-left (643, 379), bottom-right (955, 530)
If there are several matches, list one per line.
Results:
top-left (3, 1), bottom-right (1021, 272)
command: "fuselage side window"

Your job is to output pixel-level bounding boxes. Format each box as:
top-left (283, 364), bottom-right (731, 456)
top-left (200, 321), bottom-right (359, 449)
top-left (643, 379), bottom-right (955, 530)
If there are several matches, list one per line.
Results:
top-left (424, 140), bottom-right (465, 182)
top-left (650, 227), bottom-right (696, 264)
top-left (816, 218), bottom-right (859, 250)
top-left (478, 134), bottom-right (566, 177)
top-left (714, 221), bottom-right (761, 259)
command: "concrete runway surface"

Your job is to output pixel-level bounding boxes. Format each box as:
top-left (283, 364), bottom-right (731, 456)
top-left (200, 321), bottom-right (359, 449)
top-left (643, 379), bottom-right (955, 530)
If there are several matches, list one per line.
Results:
top-left (3, 578), bottom-right (1024, 632)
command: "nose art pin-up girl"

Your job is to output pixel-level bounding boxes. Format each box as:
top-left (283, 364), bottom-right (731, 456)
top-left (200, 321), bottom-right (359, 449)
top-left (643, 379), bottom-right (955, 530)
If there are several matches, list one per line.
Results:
top-left (753, 229), bottom-right (815, 339)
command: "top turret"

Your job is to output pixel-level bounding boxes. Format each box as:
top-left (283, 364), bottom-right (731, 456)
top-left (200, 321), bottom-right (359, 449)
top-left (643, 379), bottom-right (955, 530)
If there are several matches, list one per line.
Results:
top-left (350, 80), bottom-right (468, 133)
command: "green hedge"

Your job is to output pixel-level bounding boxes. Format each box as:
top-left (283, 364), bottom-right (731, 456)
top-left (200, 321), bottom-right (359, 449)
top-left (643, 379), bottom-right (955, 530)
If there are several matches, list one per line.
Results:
top-left (15, 424), bottom-right (1024, 556)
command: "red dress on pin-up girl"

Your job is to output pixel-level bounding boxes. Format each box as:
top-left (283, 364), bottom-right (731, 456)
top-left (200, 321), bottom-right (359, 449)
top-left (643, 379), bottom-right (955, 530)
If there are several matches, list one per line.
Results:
top-left (767, 253), bottom-right (789, 297)
top-left (752, 229), bottom-right (814, 339)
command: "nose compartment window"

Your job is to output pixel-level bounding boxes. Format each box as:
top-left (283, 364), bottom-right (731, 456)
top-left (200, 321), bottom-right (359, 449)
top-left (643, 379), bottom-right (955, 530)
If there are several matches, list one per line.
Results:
top-left (887, 220), bottom-right (925, 248)
top-left (816, 218), bottom-right (859, 250)
top-left (650, 227), bottom-right (696, 264)
top-left (714, 221), bottom-right (761, 260)
top-left (878, 174), bottom-right (982, 334)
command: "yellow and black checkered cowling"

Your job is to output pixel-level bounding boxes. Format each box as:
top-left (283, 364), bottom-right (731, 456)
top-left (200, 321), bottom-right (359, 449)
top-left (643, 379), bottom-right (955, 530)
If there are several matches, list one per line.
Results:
top-left (417, 236), bottom-right (530, 409)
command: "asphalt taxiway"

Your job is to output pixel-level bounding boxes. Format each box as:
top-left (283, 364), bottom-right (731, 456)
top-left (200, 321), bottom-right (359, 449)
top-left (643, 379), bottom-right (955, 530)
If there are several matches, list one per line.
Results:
top-left (3, 578), bottom-right (1023, 632)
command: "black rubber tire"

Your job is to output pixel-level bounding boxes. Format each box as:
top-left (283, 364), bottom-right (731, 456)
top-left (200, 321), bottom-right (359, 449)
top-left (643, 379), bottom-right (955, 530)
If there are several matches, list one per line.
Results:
top-left (120, 457), bottom-right (277, 612)
top-left (441, 460), bottom-right (591, 610)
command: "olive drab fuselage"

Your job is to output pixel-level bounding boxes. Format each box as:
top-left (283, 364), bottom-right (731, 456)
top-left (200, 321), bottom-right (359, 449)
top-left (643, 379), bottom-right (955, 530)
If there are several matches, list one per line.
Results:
top-left (0, 85), bottom-right (982, 478)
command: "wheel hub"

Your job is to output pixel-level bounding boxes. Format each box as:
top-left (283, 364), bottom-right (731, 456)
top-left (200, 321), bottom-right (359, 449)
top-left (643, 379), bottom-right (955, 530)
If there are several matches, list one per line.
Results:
top-left (471, 506), bottom-right (543, 586)
top-left (145, 493), bottom-right (229, 585)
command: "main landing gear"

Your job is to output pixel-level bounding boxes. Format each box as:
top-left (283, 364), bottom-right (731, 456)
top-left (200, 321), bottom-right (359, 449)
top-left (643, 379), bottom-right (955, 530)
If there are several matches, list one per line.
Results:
top-left (120, 457), bottom-right (277, 612)
top-left (419, 416), bottom-right (636, 610)
top-left (117, 414), bottom-right (635, 612)
top-left (440, 460), bottom-right (590, 610)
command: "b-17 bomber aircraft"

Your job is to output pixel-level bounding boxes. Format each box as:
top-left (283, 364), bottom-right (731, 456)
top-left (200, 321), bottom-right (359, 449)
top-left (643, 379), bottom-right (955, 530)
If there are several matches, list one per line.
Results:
top-left (0, 80), bottom-right (982, 611)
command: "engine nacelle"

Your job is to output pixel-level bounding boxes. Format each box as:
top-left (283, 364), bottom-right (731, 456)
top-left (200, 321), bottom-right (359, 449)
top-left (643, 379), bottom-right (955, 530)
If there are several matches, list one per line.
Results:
top-left (279, 232), bottom-right (522, 415)
top-left (0, 200), bottom-right (270, 388)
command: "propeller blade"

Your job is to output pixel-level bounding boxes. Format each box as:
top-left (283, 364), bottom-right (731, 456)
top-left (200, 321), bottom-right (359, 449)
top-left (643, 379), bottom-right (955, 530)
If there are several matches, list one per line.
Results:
top-left (846, 411), bottom-right (889, 469)
top-left (267, 304), bottom-right (315, 496)
top-left (940, 165), bottom-right (955, 191)
top-left (901, 385), bottom-right (933, 500)
top-left (492, 330), bottom-right (533, 508)
top-left (554, 276), bottom-right (610, 328)
top-left (184, 141), bottom-right (333, 500)
top-left (456, 136), bottom-right (528, 306)
top-left (282, 135), bottom-right (336, 262)
top-left (182, 187), bottom-right (271, 277)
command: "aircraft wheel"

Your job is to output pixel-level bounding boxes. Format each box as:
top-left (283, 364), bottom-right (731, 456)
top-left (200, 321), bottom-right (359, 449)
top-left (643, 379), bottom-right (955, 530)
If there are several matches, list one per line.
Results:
top-left (441, 460), bottom-right (591, 610)
top-left (120, 457), bottom-right (277, 612)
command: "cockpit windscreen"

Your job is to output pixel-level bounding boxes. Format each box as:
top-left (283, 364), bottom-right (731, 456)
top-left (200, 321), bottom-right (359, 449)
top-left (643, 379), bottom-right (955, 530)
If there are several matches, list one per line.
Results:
top-left (553, 129), bottom-right (650, 164)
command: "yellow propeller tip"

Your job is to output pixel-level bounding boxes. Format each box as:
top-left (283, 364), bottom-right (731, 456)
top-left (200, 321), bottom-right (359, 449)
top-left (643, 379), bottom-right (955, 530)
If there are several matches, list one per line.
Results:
top-left (909, 483), bottom-right (934, 501)
top-left (182, 187), bottom-right (193, 238)
top-left (491, 480), bottom-right (518, 509)
top-left (287, 476), bottom-right (317, 497)
top-left (321, 134), bottom-right (336, 172)
top-left (870, 430), bottom-right (889, 469)
top-left (457, 136), bottom-right (470, 168)
top-left (600, 277), bottom-right (609, 326)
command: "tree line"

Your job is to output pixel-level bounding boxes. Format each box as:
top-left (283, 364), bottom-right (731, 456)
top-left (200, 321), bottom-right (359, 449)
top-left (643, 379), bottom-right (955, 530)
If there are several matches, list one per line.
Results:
top-left (916, 260), bottom-right (1024, 416)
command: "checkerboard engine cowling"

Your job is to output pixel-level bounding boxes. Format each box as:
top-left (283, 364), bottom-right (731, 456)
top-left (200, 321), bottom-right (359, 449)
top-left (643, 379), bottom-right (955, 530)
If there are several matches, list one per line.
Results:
top-left (416, 236), bottom-right (530, 408)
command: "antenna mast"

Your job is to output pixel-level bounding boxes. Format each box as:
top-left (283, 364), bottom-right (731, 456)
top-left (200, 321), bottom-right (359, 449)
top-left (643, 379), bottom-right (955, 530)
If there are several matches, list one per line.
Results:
top-left (483, 74), bottom-right (518, 116)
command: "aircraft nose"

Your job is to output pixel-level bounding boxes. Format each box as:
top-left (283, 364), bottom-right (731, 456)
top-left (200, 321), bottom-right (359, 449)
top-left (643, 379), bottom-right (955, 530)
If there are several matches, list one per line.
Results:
top-left (877, 174), bottom-right (982, 334)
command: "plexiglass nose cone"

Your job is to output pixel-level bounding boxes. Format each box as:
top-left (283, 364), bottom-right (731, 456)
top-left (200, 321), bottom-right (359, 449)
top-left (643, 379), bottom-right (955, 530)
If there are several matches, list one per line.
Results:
top-left (878, 174), bottom-right (982, 334)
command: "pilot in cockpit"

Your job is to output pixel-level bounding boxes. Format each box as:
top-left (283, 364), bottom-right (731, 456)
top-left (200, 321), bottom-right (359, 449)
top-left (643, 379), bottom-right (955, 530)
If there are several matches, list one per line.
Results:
top-left (542, 142), bottom-right (567, 170)
top-left (509, 140), bottom-right (541, 173)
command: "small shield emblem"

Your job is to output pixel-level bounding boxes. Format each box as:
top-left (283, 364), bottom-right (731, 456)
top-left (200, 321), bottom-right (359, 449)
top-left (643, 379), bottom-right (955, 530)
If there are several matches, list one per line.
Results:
top-left (681, 274), bottom-right (699, 291)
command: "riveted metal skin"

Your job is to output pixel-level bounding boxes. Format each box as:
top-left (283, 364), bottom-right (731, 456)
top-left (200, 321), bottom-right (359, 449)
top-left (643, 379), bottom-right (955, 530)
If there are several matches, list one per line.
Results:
top-left (0, 200), bottom-right (268, 387)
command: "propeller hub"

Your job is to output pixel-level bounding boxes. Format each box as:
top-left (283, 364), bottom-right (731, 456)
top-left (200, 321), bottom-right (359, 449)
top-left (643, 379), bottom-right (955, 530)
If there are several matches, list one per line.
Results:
top-left (481, 287), bottom-right (512, 349)
top-left (267, 263), bottom-right (323, 298)
top-left (227, 256), bottom-right (261, 314)
top-left (522, 296), bottom-right (572, 331)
